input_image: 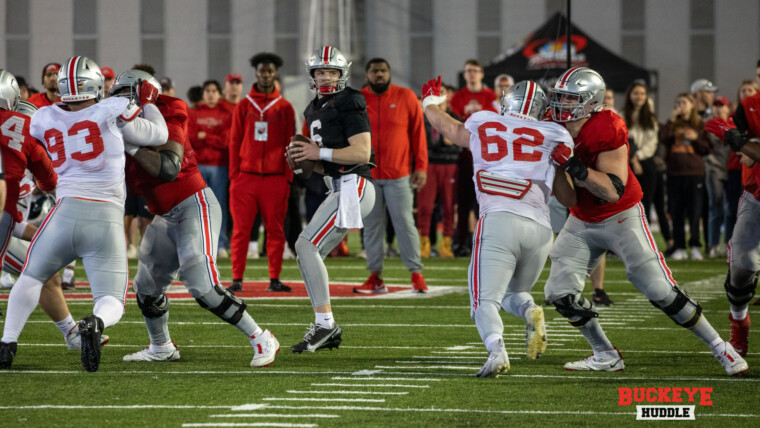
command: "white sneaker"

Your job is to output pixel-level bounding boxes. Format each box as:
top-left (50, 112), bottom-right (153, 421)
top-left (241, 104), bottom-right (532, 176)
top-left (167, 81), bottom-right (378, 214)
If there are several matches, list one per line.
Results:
top-left (690, 247), bottom-right (703, 261)
top-left (564, 349), bottom-right (624, 371)
top-left (65, 325), bottom-right (110, 350)
top-left (670, 249), bottom-right (687, 260)
top-left (250, 330), bottom-right (279, 367)
top-left (712, 341), bottom-right (748, 376)
top-left (476, 339), bottom-right (510, 378)
top-left (127, 244), bottom-right (138, 259)
top-left (247, 242), bottom-right (259, 259)
top-left (0, 272), bottom-right (16, 288)
top-left (123, 343), bottom-right (180, 362)
top-left (525, 305), bottom-right (547, 360)
top-left (282, 246), bottom-right (295, 260)
top-left (217, 248), bottom-right (229, 259)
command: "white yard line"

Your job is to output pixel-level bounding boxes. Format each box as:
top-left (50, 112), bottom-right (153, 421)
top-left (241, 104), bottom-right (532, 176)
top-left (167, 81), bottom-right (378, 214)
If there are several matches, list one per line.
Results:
top-left (286, 390), bottom-right (407, 395)
top-left (331, 376), bottom-right (441, 382)
top-left (211, 414), bottom-right (339, 419)
top-left (374, 365), bottom-right (477, 371)
top-left (311, 383), bottom-right (429, 388)
top-left (183, 424), bottom-right (317, 428)
top-left (261, 398), bottom-right (385, 403)
top-left (396, 361), bottom-right (482, 364)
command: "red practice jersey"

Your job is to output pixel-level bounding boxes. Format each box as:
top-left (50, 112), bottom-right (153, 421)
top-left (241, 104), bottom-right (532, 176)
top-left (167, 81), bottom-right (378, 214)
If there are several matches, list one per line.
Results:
top-left (126, 95), bottom-right (206, 215)
top-left (739, 93), bottom-right (760, 201)
top-left (566, 110), bottom-right (643, 222)
top-left (0, 109), bottom-right (57, 222)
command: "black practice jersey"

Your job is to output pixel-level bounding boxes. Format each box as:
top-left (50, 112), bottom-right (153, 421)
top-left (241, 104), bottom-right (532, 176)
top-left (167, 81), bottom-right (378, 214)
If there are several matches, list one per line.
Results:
top-left (303, 87), bottom-right (375, 179)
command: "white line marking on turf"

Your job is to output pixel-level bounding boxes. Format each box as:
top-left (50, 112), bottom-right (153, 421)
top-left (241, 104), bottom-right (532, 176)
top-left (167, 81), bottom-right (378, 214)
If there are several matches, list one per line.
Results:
top-left (374, 365), bottom-right (477, 371)
top-left (311, 383), bottom-right (430, 388)
top-left (262, 398), bottom-right (385, 403)
top-left (332, 376), bottom-right (441, 382)
top-left (0, 405), bottom-right (234, 409)
top-left (231, 405), bottom-right (269, 411)
top-left (287, 390), bottom-right (407, 395)
top-left (396, 361), bottom-right (482, 364)
top-left (183, 424), bottom-right (317, 427)
top-left (211, 414), bottom-right (339, 419)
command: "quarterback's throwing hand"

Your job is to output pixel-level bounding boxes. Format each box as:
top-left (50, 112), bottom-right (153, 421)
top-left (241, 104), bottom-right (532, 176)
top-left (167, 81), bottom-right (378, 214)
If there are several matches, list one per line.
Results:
top-left (290, 137), bottom-right (321, 163)
top-left (421, 76), bottom-right (446, 110)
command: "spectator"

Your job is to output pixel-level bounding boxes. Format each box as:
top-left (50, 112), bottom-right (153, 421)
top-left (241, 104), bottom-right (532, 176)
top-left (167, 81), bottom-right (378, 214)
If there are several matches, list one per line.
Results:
top-left (704, 95), bottom-right (732, 258)
top-left (491, 73), bottom-right (514, 110)
top-left (160, 76), bottom-right (175, 97)
top-left (188, 79), bottom-right (232, 258)
top-left (449, 59), bottom-right (497, 256)
top-left (660, 93), bottom-right (711, 260)
top-left (355, 58), bottom-right (428, 293)
top-left (27, 63), bottom-right (60, 108)
top-left (603, 88), bottom-right (618, 114)
top-left (221, 73), bottom-right (243, 111)
top-left (691, 79), bottom-right (718, 120)
top-left (16, 76), bottom-right (29, 101)
top-left (101, 67), bottom-right (115, 95)
top-left (417, 84), bottom-right (460, 258)
top-left (623, 82), bottom-right (671, 251)
top-left (187, 85), bottom-right (203, 109)
top-left (227, 52), bottom-right (295, 293)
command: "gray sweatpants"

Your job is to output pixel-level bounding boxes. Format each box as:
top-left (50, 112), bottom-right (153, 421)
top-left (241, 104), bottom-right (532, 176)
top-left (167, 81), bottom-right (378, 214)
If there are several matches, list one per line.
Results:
top-left (469, 211), bottom-right (552, 341)
top-left (727, 191), bottom-right (760, 305)
top-left (133, 187), bottom-right (222, 299)
top-left (296, 176), bottom-right (375, 308)
top-left (363, 176), bottom-right (422, 273)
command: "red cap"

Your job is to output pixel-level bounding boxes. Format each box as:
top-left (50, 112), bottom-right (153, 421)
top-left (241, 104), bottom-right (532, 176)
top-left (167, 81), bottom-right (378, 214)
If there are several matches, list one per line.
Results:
top-left (101, 67), bottom-right (115, 79)
top-left (713, 96), bottom-right (728, 107)
top-left (226, 73), bottom-right (243, 83)
top-left (44, 63), bottom-right (61, 74)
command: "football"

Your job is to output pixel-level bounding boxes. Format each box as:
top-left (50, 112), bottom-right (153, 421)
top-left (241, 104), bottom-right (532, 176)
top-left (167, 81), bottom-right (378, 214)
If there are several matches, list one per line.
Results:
top-left (286, 134), bottom-right (316, 179)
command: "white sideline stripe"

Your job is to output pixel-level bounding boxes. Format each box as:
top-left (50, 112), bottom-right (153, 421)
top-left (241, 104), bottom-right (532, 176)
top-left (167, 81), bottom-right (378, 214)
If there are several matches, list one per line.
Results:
top-left (311, 383), bottom-right (429, 388)
top-left (211, 414), bottom-right (339, 419)
top-left (375, 365), bottom-right (477, 371)
top-left (262, 398), bottom-right (385, 403)
top-left (413, 356), bottom-right (486, 360)
top-left (259, 405), bottom-right (760, 418)
top-left (183, 424), bottom-right (317, 428)
top-left (396, 361), bottom-right (482, 365)
top-left (286, 390), bottom-right (407, 395)
top-left (0, 405), bottom-right (233, 409)
top-left (0, 370), bottom-right (352, 376)
top-left (331, 377), bottom-right (441, 382)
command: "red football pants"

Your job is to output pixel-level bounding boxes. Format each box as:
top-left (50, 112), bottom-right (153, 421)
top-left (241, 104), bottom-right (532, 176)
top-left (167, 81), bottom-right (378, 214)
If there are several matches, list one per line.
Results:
top-left (230, 173), bottom-right (290, 279)
top-left (416, 163), bottom-right (457, 237)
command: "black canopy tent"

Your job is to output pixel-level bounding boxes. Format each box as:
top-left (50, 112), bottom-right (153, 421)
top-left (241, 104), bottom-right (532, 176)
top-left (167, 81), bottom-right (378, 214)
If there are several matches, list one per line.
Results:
top-left (475, 12), bottom-right (657, 94)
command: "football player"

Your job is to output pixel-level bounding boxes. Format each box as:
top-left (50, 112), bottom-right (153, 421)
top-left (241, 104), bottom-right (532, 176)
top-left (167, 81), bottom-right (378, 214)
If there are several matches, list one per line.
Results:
top-left (287, 46), bottom-right (376, 353)
top-left (0, 56), bottom-right (169, 372)
top-left (546, 67), bottom-right (746, 376)
top-left (423, 77), bottom-right (572, 377)
top-left (113, 68), bottom-right (279, 367)
top-left (703, 89), bottom-right (760, 358)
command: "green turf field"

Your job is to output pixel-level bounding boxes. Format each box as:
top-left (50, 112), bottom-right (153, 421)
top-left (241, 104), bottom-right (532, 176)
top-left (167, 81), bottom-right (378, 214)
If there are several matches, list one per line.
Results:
top-left (1, 245), bottom-right (758, 427)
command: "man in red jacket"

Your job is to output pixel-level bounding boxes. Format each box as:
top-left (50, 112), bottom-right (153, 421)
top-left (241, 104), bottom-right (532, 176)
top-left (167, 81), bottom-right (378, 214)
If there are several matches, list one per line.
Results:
top-left (26, 63), bottom-right (60, 108)
top-left (354, 58), bottom-right (428, 294)
top-left (227, 52), bottom-right (295, 293)
top-left (189, 79), bottom-right (232, 256)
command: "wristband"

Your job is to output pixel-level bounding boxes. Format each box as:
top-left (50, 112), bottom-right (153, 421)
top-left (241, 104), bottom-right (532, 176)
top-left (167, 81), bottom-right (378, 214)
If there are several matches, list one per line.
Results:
top-left (319, 148), bottom-right (334, 162)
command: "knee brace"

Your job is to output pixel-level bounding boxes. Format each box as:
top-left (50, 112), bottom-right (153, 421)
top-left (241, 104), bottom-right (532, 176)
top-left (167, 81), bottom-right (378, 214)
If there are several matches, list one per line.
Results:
top-left (552, 295), bottom-right (598, 327)
top-left (136, 294), bottom-right (170, 319)
top-left (196, 284), bottom-right (247, 325)
top-left (650, 286), bottom-right (702, 328)
top-left (724, 270), bottom-right (758, 307)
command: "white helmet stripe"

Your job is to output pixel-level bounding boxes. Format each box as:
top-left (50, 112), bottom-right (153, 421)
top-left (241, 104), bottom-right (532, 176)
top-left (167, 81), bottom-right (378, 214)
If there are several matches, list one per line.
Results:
top-left (68, 56), bottom-right (81, 96)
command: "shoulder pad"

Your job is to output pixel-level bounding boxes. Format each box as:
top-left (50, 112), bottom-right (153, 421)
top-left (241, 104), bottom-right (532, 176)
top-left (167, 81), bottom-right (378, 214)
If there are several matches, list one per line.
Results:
top-left (335, 88), bottom-right (367, 112)
top-left (120, 101), bottom-right (142, 122)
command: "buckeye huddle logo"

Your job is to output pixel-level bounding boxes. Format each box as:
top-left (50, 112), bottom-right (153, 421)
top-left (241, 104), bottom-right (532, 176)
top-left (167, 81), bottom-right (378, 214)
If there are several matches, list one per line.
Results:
top-left (618, 387), bottom-right (713, 420)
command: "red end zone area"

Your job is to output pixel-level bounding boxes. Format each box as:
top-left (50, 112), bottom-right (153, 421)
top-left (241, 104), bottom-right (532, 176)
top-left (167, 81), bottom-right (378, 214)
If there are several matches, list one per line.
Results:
top-left (0, 281), bottom-right (460, 301)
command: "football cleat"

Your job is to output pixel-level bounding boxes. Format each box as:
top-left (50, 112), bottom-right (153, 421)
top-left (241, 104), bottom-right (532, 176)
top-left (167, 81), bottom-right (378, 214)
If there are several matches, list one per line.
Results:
top-left (564, 348), bottom-right (624, 372)
top-left (729, 314), bottom-right (750, 357)
top-left (65, 325), bottom-right (110, 350)
top-left (78, 315), bottom-right (104, 372)
top-left (250, 330), bottom-right (280, 367)
top-left (266, 279), bottom-right (292, 293)
top-left (291, 324), bottom-right (342, 353)
top-left (411, 272), bottom-right (428, 293)
top-left (354, 273), bottom-right (387, 294)
top-left (226, 279), bottom-right (243, 293)
top-left (123, 342), bottom-right (180, 362)
top-left (525, 305), bottom-right (547, 359)
top-left (476, 339), bottom-right (510, 378)
top-left (712, 341), bottom-right (748, 376)
top-left (0, 342), bottom-right (17, 369)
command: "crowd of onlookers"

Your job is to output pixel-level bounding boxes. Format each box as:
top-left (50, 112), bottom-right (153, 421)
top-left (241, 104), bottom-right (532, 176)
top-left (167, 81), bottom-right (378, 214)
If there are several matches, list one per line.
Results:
top-left (16, 57), bottom-right (760, 265)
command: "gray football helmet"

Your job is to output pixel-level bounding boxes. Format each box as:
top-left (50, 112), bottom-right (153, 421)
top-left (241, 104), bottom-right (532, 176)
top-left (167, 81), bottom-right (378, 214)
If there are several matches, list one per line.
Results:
top-left (109, 69), bottom-right (162, 106)
top-left (58, 56), bottom-right (105, 102)
top-left (550, 67), bottom-right (605, 122)
top-left (15, 100), bottom-right (38, 117)
top-left (0, 69), bottom-right (21, 111)
top-left (500, 80), bottom-right (547, 120)
top-left (305, 46), bottom-right (351, 94)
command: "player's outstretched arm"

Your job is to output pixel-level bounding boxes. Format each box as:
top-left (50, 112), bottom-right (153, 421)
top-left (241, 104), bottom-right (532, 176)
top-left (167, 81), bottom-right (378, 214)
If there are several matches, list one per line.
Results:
top-left (421, 76), bottom-right (469, 148)
top-left (121, 104), bottom-right (169, 148)
top-left (130, 140), bottom-right (184, 182)
top-left (552, 168), bottom-right (576, 208)
top-left (578, 145), bottom-right (629, 202)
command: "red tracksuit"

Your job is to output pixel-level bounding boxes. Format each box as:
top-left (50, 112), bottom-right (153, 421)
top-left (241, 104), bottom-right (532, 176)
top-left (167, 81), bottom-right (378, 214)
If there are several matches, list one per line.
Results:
top-left (188, 103), bottom-right (232, 166)
top-left (229, 85), bottom-right (295, 280)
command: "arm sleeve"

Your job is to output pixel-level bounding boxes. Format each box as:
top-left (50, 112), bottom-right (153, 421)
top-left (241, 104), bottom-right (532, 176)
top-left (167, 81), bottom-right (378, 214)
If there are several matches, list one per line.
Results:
top-left (228, 104), bottom-right (244, 178)
top-left (120, 104), bottom-right (169, 146)
top-left (408, 92), bottom-right (428, 172)
top-left (28, 140), bottom-right (57, 191)
top-left (340, 93), bottom-right (371, 139)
